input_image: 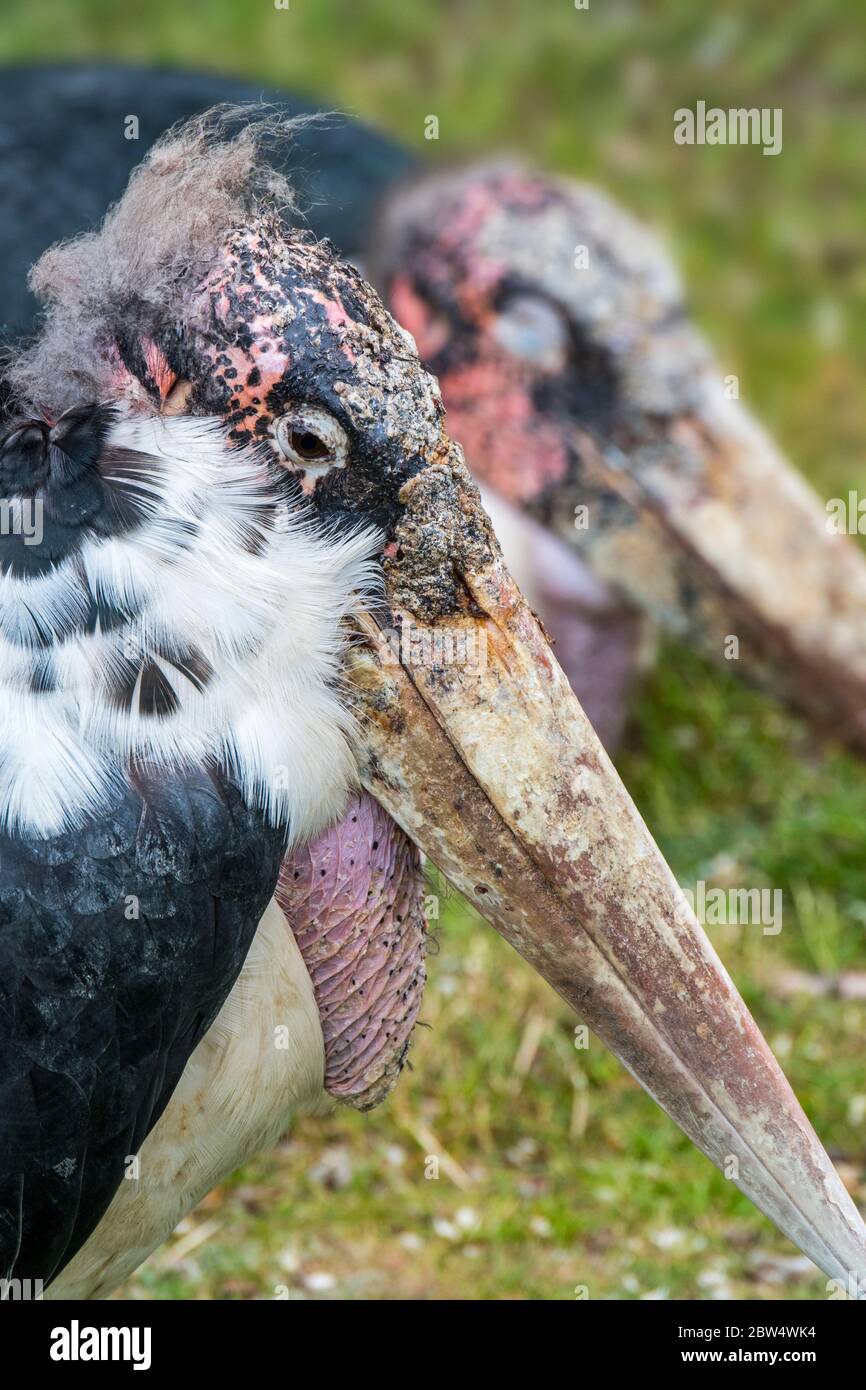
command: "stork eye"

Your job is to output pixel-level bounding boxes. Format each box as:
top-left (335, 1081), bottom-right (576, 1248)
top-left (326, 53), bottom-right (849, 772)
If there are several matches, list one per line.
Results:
top-left (492, 294), bottom-right (570, 373)
top-left (292, 430), bottom-right (330, 461)
top-left (274, 407), bottom-right (350, 476)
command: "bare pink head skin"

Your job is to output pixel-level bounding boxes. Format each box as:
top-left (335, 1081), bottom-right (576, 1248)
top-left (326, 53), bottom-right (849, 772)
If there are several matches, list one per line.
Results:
top-left (372, 162), bottom-right (866, 758)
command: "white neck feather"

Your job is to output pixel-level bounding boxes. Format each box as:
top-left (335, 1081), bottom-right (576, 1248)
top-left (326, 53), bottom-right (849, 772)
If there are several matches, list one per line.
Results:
top-left (0, 415), bottom-right (381, 838)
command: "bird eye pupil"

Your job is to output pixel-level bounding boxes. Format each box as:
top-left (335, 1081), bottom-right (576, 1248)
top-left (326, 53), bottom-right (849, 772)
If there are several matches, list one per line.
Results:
top-left (275, 409), bottom-right (348, 475)
top-left (291, 429), bottom-right (330, 461)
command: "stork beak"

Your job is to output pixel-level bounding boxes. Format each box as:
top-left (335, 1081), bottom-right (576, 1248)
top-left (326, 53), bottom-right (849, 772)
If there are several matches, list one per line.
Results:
top-left (347, 443), bottom-right (866, 1289)
top-left (557, 387), bottom-right (866, 755)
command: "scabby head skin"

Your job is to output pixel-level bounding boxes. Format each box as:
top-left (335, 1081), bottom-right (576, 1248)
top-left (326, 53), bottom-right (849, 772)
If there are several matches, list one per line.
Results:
top-left (369, 162), bottom-right (705, 510)
top-left (6, 106), bottom-right (447, 538)
top-left (113, 216), bottom-right (446, 536)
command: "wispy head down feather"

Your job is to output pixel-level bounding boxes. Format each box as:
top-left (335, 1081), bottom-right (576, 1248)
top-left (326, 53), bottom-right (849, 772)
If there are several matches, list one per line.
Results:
top-left (7, 105), bottom-right (320, 415)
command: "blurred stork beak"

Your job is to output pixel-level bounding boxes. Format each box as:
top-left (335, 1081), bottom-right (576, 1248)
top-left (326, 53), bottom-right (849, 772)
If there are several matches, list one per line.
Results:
top-left (347, 443), bottom-right (866, 1288)
top-left (555, 386), bottom-right (866, 755)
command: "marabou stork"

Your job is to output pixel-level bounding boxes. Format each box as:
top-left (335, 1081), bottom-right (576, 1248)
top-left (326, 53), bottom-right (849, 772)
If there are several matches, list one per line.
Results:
top-left (3, 66), bottom-right (866, 757)
top-left (0, 95), bottom-right (863, 1301)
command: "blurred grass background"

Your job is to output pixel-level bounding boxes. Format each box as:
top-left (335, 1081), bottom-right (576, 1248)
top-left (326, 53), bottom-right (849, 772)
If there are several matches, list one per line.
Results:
top-left (3, 0), bottom-right (865, 1300)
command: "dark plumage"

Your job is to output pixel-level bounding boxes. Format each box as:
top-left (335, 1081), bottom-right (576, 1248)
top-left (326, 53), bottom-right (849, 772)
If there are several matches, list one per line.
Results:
top-left (0, 764), bottom-right (284, 1283)
top-left (0, 404), bottom-right (154, 579)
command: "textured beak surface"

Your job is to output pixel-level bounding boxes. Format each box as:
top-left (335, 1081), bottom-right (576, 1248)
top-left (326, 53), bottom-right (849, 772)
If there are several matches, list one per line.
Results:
top-left (347, 443), bottom-right (866, 1288)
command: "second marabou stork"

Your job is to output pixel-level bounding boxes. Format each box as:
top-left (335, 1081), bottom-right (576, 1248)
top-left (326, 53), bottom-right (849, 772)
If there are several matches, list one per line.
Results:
top-left (0, 100), bottom-right (864, 1300)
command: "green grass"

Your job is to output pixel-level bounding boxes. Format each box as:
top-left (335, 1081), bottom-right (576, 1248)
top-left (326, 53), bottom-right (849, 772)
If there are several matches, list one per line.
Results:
top-left (3, 0), bottom-right (865, 1301)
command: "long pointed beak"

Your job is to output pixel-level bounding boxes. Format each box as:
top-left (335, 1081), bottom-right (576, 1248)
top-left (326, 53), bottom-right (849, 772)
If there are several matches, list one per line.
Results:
top-left (555, 384), bottom-right (866, 754)
top-left (347, 443), bottom-right (866, 1287)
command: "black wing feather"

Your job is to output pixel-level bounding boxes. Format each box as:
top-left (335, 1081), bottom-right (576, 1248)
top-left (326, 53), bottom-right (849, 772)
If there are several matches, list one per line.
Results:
top-left (0, 764), bottom-right (285, 1285)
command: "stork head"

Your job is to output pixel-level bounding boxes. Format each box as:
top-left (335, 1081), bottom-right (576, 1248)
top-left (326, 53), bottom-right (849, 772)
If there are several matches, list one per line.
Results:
top-left (11, 113), bottom-right (866, 1288)
top-left (129, 214), bottom-right (449, 537)
top-left (372, 163), bottom-right (866, 755)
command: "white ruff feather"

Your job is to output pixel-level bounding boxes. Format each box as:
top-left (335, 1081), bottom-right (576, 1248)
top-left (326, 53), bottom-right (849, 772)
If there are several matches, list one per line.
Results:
top-left (0, 415), bottom-right (381, 838)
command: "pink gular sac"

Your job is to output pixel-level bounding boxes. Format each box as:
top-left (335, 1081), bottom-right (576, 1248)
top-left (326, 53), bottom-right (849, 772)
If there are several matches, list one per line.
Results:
top-left (276, 791), bottom-right (428, 1111)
